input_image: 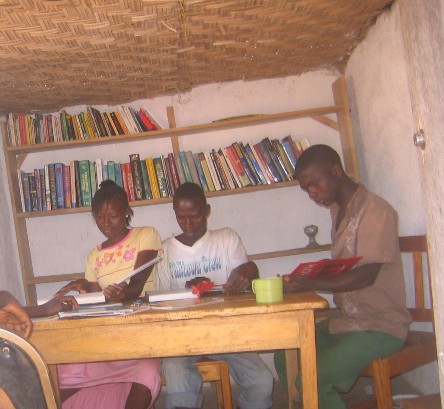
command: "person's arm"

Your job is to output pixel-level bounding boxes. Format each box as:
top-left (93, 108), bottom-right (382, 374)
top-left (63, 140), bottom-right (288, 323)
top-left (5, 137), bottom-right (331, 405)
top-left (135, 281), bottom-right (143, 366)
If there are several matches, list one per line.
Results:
top-left (224, 261), bottom-right (259, 294)
top-left (0, 291), bottom-right (33, 338)
top-left (104, 249), bottom-right (158, 302)
top-left (54, 279), bottom-right (101, 297)
top-left (283, 263), bottom-right (382, 293)
top-left (26, 295), bottom-right (79, 318)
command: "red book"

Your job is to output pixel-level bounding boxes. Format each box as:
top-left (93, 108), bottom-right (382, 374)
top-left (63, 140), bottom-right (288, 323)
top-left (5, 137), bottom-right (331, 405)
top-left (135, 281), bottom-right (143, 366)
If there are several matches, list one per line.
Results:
top-left (139, 108), bottom-right (161, 130)
top-left (290, 256), bottom-right (363, 278)
top-left (224, 145), bottom-right (251, 187)
top-left (167, 153), bottom-right (181, 191)
top-left (124, 162), bottom-right (136, 202)
top-left (120, 163), bottom-right (130, 200)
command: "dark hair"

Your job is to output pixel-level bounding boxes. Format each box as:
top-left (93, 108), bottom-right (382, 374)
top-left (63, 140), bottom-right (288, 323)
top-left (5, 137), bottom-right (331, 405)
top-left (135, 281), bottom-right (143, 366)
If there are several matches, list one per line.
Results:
top-left (294, 144), bottom-right (343, 178)
top-left (92, 180), bottom-right (133, 227)
top-left (173, 182), bottom-right (207, 207)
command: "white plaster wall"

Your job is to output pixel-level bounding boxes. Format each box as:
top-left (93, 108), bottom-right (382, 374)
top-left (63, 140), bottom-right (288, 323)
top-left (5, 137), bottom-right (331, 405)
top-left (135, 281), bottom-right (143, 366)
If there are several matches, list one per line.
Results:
top-left (345, 1), bottom-right (437, 395)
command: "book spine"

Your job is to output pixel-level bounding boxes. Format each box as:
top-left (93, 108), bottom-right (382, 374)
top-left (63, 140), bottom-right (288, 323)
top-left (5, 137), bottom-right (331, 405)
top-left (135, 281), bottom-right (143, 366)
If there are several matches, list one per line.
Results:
top-left (215, 149), bottom-right (235, 189)
top-left (28, 173), bottom-right (37, 211)
top-left (54, 163), bottom-right (65, 208)
top-left (153, 157), bottom-right (169, 198)
top-left (120, 163), bottom-right (130, 199)
top-left (89, 161), bottom-right (97, 199)
top-left (211, 150), bottom-right (229, 190)
top-left (128, 107), bottom-right (144, 132)
top-left (233, 142), bottom-right (258, 185)
top-left (272, 139), bottom-right (293, 180)
top-left (198, 152), bottom-right (215, 191)
top-left (119, 106), bottom-right (138, 133)
top-left (281, 136), bottom-right (298, 170)
top-left (114, 162), bottom-right (123, 188)
top-left (39, 168), bottom-right (47, 210)
top-left (139, 108), bottom-right (161, 130)
top-left (140, 159), bottom-right (152, 199)
top-left (107, 160), bottom-right (116, 182)
top-left (244, 143), bottom-right (269, 185)
top-left (262, 138), bottom-right (289, 181)
top-left (192, 153), bottom-right (209, 192)
top-left (167, 153), bottom-right (181, 191)
top-left (257, 140), bottom-right (283, 183)
top-left (86, 107), bottom-right (101, 137)
top-left (106, 112), bottom-right (119, 136)
top-left (91, 107), bottom-right (107, 137)
top-left (19, 113), bottom-right (27, 145)
top-left (160, 155), bottom-right (172, 196)
top-left (130, 153), bottom-right (145, 200)
top-left (83, 111), bottom-right (97, 138)
top-left (21, 171), bottom-right (31, 212)
top-left (115, 111), bottom-right (130, 134)
top-left (47, 163), bottom-right (57, 210)
top-left (185, 151), bottom-right (201, 186)
top-left (224, 145), bottom-right (251, 187)
top-left (174, 153), bottom-right (186, 185)
top-left (135, 110), bottom-right (154, 131)
top-left (78, 160), bottom-right (92, 207)
top-left (63, 164), bottom-right (72, 208)
top-left (95, 158), bottom-right (103, 189)
top-left (44, 165), bottom-right (51, 210)
top-left (34, 168), bottom-right (42, 211)
top-left (204, 151), bottom-right (221, 190)
top-left (146, 158), bottom-right (160, 199)
top-left (179, 151), bottom-right (193, 183)
top-left (70, 160), bottom-right (77, 208)
top-left (109, 111), bottom-right (125, 135)
top-left (238, 142), bottom-right (262, 185)
top-left (100, 112), bottom-right (113, 136)
top-left (219, 148), bottom-right (241, 188)
top-left (124, 162), bottom-right (136, 202)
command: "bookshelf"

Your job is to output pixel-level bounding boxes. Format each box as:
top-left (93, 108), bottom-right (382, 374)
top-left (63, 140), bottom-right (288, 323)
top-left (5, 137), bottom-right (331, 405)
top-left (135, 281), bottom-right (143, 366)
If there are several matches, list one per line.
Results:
top-left (3, 76), bottom-right (358, 304)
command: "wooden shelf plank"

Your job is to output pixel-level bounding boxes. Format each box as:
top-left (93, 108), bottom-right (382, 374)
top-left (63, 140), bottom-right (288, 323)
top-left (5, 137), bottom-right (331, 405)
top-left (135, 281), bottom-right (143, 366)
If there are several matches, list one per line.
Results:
top-left (6, 105), bottom-right (342, 154)
top-left (17, 180), bottom-right (299, 218)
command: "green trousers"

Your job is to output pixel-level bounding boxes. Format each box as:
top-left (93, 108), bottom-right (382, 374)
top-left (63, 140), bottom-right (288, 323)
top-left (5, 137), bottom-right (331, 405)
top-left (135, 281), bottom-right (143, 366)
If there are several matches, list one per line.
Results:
top-left (274, 319), bottom-right (404, 409)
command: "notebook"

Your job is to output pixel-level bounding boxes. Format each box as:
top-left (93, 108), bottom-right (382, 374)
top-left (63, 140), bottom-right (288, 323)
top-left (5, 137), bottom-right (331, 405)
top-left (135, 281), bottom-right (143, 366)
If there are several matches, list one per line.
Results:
top-left (58, 303), bottom-right (134, 319)
top-left (145, 288), bottom-right (198, 302)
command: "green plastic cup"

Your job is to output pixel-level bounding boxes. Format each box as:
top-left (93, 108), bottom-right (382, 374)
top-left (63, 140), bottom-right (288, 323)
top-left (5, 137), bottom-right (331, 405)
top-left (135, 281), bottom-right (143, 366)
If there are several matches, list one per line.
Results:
top-left (251, 277), bottom-right (283, 303)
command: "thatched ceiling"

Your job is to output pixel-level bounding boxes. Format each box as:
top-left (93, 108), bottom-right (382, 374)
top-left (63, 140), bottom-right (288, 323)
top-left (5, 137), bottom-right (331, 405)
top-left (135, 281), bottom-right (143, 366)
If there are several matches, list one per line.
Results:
top-left (0, 0), bottom-right (393, 114)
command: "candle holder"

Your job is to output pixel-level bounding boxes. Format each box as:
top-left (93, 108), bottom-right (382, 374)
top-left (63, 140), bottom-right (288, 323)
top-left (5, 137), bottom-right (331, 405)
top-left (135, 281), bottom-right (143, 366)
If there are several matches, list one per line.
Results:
top-left (304, 225), bottom-right (319, 248)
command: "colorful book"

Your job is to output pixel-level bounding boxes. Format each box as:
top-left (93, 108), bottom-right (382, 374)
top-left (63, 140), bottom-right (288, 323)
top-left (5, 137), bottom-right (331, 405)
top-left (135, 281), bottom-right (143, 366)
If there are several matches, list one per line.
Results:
top-left (290, 256), bottom-right (363, 278)
top-left (179, 151), bottom-right (193, 183)
top-left (185, 151), bottom-right (201, 186)
top-left (74, 160), bottom-right (82, 207)
top-left (63, 165), bottom-right (72, 208)
top-left (193, 153), bottom-right (209, 192)
top-left (160, 155), bottom-right (172, 196)
top-left (70, 160), bottom-right (77, 208)
top-left (244, 143), bottom-right (269, 185)
top-left (153, 157), bottom-right (169, 198)
top-left (140, 159), bottom-right (152, 200)
top-left (44, 164), bottom-right (52, 210)
top-left (174, 153), bottom-right (186, 185)
top-left (238, 142), bottom-right (262, 185)
top-left (146, 158), bottom-right (160, 199)
top-left (256, 140), bottom-right (283, 183)
top-left (48, 163), bottom-right (58, 210)
top-left (78, 160), bottom-right (92, 207)
top-left (39, 168), bottom-right (46, 210)
top-left (215, 149), bottom-right (235, 189)
top-left (130, 153), bottom-right (145, 200)
top-left (139, 108), bottom-right (161, 130)
top-left (204, 151), bottom-right (221, 191)
top-left (124, 162), bottom-right (136, 202)
top-left (272, 139), bottom-right (294, 180)
top-left (167, 153), bottom-right (181, 192)
top-left (224, 145), bottom-right (251, 187)
top-left (281, 136), bottom-right (298, 170)
top-left (219, 148), bottom-right (241, 188)
top-left (120, 163), bottom-right (130, 199)
top-left (109, 111), bottom-right (125, 135)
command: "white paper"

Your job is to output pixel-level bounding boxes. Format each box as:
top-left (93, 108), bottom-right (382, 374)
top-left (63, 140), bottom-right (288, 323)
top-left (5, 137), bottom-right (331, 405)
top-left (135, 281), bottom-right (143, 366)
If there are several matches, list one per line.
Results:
top-left (115, 255), bottom-right (163, 284)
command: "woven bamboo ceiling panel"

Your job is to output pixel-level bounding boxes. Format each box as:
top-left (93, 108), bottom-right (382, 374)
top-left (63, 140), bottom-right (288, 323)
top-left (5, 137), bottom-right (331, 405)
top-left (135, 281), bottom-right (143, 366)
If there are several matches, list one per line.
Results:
top-left (0, 0), bottom-right (393, 114)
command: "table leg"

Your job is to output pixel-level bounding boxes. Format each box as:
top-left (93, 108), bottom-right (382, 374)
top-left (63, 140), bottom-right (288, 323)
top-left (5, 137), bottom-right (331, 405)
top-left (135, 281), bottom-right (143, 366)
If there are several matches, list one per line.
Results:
top-left (285, 348), bottom-right (299, 409)
top-left (299, 310), bottom-right (319, 409)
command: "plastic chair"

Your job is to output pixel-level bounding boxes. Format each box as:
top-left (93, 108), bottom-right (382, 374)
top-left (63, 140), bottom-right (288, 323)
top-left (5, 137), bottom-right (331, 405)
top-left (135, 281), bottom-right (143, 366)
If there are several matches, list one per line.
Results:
top-left (0, 327), bottom-right (58, 409)
top-left (349, 235), bottom-right (437, 409)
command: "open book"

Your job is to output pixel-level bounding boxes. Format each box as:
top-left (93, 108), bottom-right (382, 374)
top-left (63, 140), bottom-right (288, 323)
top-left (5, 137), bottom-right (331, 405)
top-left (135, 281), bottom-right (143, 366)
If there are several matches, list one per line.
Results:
top-left (290, 256), bottom-right (363, 278)
top-left (115, 255), bottom-right (163, 284)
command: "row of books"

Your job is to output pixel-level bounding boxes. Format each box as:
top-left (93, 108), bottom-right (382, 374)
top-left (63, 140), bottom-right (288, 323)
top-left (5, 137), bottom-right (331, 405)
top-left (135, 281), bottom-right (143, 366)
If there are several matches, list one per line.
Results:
top-left (18, 135), bottom-right (309, 212)
top-left (7, 106), bottom-right (161, 146)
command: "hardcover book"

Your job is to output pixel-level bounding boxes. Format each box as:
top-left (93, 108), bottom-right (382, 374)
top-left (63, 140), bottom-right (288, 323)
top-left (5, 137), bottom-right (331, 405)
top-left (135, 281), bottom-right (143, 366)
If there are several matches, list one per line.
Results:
top-left (198, 152), bottom-right (215, 191)
top-left (224, 145), bottom-right (251, 187)
top-left (261, 138), bottom-right (289, 182)
top-left (54, 163), bottom-right (65, 209)
top-left (192, 153), bottom-right (209, 192)
top-left (290, 256), bottom-right (363, 278)
top-left (255, 141), bottom-right (282, 183)
top-left (146, 158), bottom-right (160, 199)
top-left (78, 160), bottom-right (92, 207)
top-left (130, 153), bottom-right (145, 200)
top-left (184, 151), bottom-right (201, 186)
top-left (140, 159), bottom-right (152, 200)
top-left (63, 164), bottom-right (72, 208)
top-left (153, 157), bottom-right (169, 198)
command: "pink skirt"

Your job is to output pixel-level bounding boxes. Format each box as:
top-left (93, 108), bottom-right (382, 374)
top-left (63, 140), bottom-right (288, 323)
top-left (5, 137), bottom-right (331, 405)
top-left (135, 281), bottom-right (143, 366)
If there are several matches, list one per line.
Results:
top-left (58, 359), bottom-right (161, 409)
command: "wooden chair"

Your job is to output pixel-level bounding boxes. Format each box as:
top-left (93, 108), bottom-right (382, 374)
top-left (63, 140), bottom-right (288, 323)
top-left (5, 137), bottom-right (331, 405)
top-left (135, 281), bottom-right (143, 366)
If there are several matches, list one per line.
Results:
top-left (0, 328), bottom-right (58, 409)
top-left (155, 359), bottom-right (233, 409)
top-left (349, 235), bottom-right (437, 409)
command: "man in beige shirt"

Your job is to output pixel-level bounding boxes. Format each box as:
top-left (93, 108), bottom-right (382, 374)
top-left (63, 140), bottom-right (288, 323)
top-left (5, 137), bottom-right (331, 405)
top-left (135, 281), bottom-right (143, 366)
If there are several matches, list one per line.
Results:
top-left (274, 144), bottom-right (411, 409)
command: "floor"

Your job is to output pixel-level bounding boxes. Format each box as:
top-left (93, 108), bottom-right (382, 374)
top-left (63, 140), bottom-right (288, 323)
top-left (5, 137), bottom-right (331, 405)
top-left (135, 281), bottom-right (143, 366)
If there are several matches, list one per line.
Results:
top-left (154, 375), bottom-right (421, 409)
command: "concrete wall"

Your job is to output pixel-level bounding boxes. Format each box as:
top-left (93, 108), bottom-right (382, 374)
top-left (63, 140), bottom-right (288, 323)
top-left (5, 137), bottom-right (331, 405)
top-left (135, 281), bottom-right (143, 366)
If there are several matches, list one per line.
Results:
top-left (345, 1), bottom-right (438, 395)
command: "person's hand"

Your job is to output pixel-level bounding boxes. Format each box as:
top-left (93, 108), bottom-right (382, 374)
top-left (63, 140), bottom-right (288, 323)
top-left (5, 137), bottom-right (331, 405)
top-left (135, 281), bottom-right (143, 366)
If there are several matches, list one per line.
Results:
top-left (224, 269), bottom-right (251, 294)
top-left (185, 277), bottom-right (211, 288)
top-left (0, 291), bottom-right (33, 338)
top-left (103, 282), bottom-right (128, 302)
top-left (41, 296), bottom-right (79, 316)
top-left (282, 274), bottom-right (309, 293)
top-left (54, 279), bottom-right (89, 297)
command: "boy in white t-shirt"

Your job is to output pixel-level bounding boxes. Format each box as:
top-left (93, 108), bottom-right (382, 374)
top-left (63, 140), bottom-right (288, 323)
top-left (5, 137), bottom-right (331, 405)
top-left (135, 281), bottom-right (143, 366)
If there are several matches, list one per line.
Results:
top-left (157, 182), bottom-right (273, 409)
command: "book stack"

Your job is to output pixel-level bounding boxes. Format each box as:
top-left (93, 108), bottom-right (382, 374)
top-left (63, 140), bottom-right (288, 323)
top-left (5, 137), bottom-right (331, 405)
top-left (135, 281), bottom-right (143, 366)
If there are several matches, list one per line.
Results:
top-left (6, 106), bottom-right (161, 146)
top-left (17, 135), bottom-right (310, 212)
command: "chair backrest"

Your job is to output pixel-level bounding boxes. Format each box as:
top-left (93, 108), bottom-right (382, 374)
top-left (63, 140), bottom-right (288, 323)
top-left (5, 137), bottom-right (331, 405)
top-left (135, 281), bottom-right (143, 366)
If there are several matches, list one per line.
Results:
top-left (0, 328), bottom-right (57, 409)
top-left (399, 235), bottom-right (433, 323)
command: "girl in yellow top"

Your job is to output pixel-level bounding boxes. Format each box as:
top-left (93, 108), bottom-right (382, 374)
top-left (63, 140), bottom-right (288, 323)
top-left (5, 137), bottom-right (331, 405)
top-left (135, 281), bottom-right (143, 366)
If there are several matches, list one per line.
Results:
top-left (55, 180), bottom-right (162, 409)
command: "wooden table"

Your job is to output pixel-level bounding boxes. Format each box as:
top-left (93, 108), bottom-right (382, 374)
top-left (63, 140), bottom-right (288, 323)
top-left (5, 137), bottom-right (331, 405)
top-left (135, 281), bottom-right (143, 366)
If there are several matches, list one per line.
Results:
top-left (31, 292), bottom-right (328, 409)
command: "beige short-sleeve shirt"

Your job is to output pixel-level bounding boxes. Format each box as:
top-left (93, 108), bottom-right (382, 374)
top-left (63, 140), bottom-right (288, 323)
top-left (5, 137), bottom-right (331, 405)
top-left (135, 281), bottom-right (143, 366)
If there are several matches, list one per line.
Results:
top-left (329, 184), bottom-right (411, 339)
